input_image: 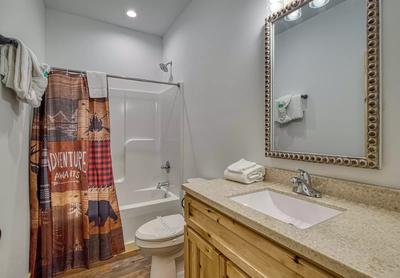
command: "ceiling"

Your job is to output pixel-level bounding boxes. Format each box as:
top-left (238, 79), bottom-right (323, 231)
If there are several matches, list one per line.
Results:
top-left (44, 0), bottom-right (191, 36)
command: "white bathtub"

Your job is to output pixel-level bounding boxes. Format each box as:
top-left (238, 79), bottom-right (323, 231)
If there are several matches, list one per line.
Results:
top-left (118, 186), bottom-right (181, 243)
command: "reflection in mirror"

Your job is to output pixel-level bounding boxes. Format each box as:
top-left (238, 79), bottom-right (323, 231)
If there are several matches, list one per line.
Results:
top-left (272, 0), bottom-right (367, 157)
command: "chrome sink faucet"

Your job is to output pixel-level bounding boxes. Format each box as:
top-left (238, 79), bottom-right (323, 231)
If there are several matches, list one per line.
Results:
top-left (290, 169), bottom-right (321, 198)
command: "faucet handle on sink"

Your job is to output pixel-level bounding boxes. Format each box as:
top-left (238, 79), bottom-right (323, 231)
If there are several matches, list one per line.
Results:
top-left (297, 169), bottom-right (311, 185)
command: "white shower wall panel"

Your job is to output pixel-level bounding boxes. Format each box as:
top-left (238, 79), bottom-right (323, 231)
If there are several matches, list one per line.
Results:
top-left (110, 88), bottom-right (162, 190)
top-left (159, 87), bottom-right (183, 197)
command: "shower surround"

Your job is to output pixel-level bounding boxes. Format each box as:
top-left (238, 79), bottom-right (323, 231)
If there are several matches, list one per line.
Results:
top-left (109, 82), bottom-right (183, 243)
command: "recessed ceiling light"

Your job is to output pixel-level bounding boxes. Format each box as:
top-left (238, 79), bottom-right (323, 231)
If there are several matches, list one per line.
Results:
top-left (126, 9), bottom-right (137, 18)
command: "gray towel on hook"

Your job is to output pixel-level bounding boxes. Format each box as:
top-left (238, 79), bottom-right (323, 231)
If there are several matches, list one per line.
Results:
top-left (0, 40), bottom-right (49, 107)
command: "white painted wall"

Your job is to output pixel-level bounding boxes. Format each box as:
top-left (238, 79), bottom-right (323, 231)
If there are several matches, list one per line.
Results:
top-left (45, 8), bottom-right (163, 81)
top-left (163, 0), bottom-right (400, 188)
top-left (0, 0), bottom-right (46, 277)
top-left (163, 0), bottom-right (270, 181)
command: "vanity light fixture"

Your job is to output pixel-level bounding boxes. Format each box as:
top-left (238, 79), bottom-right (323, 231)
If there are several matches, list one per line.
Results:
top-left (269, 0), bottom-right (284, 13)
top-left (284, 8), bottom-right (302, 21)
top-left (309, 0), bottom-right (330, 8)
top-left (126, 9), bottom-right (137, 18)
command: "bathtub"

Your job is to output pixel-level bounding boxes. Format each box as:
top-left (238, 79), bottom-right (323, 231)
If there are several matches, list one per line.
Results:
top-left (117, 186), bottom-right (181, 243)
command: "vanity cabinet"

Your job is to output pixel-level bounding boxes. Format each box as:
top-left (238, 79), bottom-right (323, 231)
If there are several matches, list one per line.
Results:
top-left (185, 227), bottom-right (220, 277)
top-left (184, 194), bottom-right (338, 278)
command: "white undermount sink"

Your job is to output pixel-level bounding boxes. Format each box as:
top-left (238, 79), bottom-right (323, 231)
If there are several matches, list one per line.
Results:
top-left (230, 190), bottom-right (342, 229)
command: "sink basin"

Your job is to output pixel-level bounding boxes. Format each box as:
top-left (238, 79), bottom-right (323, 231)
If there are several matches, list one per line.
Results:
top-left (230, 190), bottom-right (342, 229)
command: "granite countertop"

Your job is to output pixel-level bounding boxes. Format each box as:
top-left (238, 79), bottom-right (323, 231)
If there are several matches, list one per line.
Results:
top-left (183, 178), bottom-right (400, 278)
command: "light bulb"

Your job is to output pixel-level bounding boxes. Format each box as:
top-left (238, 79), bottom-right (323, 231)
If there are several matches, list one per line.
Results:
top-left (284, 8), bottom-right (302, 21)
top-left (269, 0), bottom-right (284, 13)
top-left (309, 0), bottom-right (330, 8)
top-left (270, 2), bottom-right (284, 13)
top-left (126, 10), bottom-right (137, 18)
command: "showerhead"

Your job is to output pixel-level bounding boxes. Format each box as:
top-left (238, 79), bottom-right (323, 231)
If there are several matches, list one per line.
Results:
top-left (159, 61), bottom-right (172, 72)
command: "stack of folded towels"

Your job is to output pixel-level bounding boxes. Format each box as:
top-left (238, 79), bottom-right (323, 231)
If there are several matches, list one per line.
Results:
top-left (224, 159), bottom-right (265, 184)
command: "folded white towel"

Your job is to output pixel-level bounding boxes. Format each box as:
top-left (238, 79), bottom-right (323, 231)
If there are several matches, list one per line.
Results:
top-left (86, 70), bottom-right (108, 98)
top-left (224, 164), bottom-right (265, 184)
top-left (275, 94), bottom-right (304, 124)
top-left (227, 158), bottom-right (257, 174)
top-left (0, 40), bottom-right (49, 107)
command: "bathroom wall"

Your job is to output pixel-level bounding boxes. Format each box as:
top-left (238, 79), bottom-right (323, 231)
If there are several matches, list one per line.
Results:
top-left (163, 0), bottom-right (400, 188)
top-left (0, 0), bottom-right (46, 277)
top-left (45, 8), bottom-right (163, 81)
top-left (163, 0), bottom-right (269, 181)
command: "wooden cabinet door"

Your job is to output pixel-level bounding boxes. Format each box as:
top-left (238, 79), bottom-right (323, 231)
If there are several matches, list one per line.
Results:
top-left (226, 260), bottom-right (250, 278)
top-left (185, 226), bottom-right (221, 278)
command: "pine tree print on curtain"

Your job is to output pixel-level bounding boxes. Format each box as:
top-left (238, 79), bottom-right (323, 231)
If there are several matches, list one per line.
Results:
top-left (29, 72), bottom-right (125, 277)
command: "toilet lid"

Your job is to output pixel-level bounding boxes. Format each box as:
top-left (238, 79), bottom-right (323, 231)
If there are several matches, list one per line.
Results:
top-left (135, 214), bottom-right (185, 242)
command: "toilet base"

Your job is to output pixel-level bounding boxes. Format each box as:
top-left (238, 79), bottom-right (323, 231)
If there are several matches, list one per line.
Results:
top-left (150, 249), bottom-right (184, 278)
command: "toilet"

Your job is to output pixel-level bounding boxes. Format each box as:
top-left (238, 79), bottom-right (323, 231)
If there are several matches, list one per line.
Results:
top-left (135, 214), bottom-right (185, 278)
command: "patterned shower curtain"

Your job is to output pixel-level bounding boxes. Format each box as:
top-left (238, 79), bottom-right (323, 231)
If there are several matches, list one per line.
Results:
top-left (29, 72), bottom-right (125, 277)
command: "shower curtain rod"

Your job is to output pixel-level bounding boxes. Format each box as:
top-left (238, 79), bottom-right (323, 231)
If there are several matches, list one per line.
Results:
top-left (51, 67), bottom-right (180, 88)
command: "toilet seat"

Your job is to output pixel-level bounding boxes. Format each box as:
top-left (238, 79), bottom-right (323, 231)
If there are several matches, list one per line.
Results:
top-left (136, 234), bottom-right (184, 249)
top-left (135, 214), bottom-right (185, 242)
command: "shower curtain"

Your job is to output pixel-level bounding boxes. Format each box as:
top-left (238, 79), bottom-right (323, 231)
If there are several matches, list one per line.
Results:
top-left (29, 72), bottom-right (125, 277)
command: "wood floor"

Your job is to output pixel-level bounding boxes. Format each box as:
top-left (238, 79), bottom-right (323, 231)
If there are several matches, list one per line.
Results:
top-left (59, 243), bottom-right (151, 278)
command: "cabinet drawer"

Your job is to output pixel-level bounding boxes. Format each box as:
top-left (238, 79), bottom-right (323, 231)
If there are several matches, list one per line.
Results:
top-left (185, 195), bottom-right (336, 278)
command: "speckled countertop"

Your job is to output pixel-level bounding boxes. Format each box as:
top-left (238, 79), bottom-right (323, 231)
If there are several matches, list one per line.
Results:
top-left (183, 176), bottom-right (400, 278)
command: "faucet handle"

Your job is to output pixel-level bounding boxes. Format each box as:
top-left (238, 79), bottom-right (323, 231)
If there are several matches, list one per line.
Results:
top-left (297, 169), bottom-right (311, 183)
top-left (161, 160), bottom-right (171, 173)
top-left (297, 168), bottom-right (306, 175)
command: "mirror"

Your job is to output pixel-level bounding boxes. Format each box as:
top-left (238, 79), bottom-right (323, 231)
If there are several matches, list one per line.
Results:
top-left (265, 0), bottom-right (381, 169)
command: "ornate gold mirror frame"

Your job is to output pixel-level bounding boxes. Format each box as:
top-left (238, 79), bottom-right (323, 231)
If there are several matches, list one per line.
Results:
top-left (265, 0), bottom-right (381, 169)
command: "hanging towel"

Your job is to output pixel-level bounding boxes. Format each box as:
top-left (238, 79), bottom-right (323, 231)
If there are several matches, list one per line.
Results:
top-left (288, 94), bottom-right (304, 120)
top-left (227, 158), bottom-right (257, 174)
top-left (275, 95), bottom-right (292, 124)
top-left (275, 94), bottom-right (304, 124)
top-left (86, 70), bottom-right (107, 98)
top-left (0, 40), bottom-right (49, 107)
